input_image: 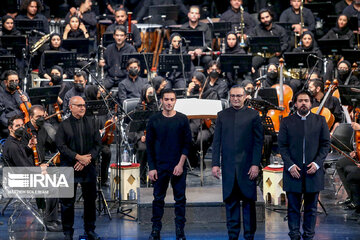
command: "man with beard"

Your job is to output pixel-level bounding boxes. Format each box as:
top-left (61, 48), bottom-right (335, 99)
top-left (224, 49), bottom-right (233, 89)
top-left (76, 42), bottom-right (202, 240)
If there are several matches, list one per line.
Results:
top-left (248, 8), bottom-right (288, 78)
top-left (278, 90), bottom-right (330, 240)
top-left (212, 85), bottom-right (264, 240)
top-left (307, 79), bottom-right (343, 130)
top-left (16, 0), bottom-right (49, 33)
top-left (146, 89), bottom-right (191, 240)
top-left (105, 8), bottom-right (142, 49)
top-left (63, 71), bottom-right (88, 114)
top-left (343, 0), bottom-right (360, 29)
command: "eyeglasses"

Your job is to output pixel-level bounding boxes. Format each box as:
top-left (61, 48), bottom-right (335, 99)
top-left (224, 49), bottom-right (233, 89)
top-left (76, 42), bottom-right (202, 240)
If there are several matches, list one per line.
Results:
top-left (72, 104), bottom-right (86, 108)
top-left (230, 94), bottom-right (245, 98)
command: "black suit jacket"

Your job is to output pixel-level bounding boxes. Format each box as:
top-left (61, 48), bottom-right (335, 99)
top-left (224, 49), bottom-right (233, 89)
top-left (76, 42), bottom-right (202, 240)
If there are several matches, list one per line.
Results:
top-left (278, 112), bottom-right (330, 193)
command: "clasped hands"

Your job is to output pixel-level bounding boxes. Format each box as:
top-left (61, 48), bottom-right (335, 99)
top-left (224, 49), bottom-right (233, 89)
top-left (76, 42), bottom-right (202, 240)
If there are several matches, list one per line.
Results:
top-left (74, 154), bottom-right (92, 171)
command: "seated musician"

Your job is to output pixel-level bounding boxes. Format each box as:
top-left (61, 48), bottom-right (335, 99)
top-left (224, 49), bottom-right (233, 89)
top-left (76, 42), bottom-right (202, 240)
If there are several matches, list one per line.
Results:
top-left (161, 33), bottom-right (194, 89)
top-left (0, 15), bottom-right (20, 36)
top-left (307, 79), bottom-right (343, 130)
top-left (63, 71), bottom-right (88, 113)
top-left (279, 0), bottom-right (315, 51)
top-left (187, 72), bottom-right (219, 169)
top-left (65, 0), bottom-right (97, 37)
top-left (335, 0), bottom-right (353, 15)
top-left (205, 60), bottom-right (229, 99)
top-left (180, 5), bottom-right (212, 66)
top-left (63, 16), bottom-right (89, 40)
top-left (337, 60), bottom-right (360, 86)
top-left (263, 63), bottom-right (279, 88)
top-left (0, 70), bottom-right (30, 138)
top-left (249, 8), bottom-right (289, 79)
top-left (220, 0), bottom-right (256, 39)
top-left (151, 76), bottom-right (168, 100)
top-left (16, 0), bottom-right (50, 34)
top-left (105, 8), bottom-right (142, 49)
top-left (99, 26), bottom-right (137, 91)
top-left (118, 58), bottom-right (148, 104)
top-left (343, 1), bottom-right (360, 30)
top-left (241, 79), bottom-right (255, 100)
top-left (38, 33), bottom-right (73, 81)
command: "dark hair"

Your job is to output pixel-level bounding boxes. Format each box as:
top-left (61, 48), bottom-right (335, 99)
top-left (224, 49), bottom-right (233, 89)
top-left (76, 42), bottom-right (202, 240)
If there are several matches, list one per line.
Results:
top-left (292, 89), bottom-right (313, 103)
top-left (230, 84), bottom-right (245, 91)
top-left (115, 8), bottom-right (127, 14)
top-left (20, 0), bottom-right (43, 13)
top-left (258, 8), bottom-right (273, 21)
top-left (74, 70), bottom-right (88, 81)
top-left (113, 25), bottom-right (126, 35)
top-left (29, 105), bottom-right (45, 117)
top-left (207, 60), bottom-right (221, 71)
top-left (309, 79), bottom-right (324, 93)
top-left (189, 5), bottom-right (201, 14)
top-left (8, 115), bottom-right (24, 127)
top-left (126, 58), bottom-right (140, 68)
top-left (4, 70), bottom-right (18, 81)
top-left (161, 88), bottom-right (176, 99)
top-left (192, 72), bottom-right (206, 86)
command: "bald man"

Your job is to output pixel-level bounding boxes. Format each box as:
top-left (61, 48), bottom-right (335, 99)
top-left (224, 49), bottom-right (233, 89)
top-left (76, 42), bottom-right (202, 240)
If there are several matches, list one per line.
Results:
top-left (55, 96), bottom-right (102, 240)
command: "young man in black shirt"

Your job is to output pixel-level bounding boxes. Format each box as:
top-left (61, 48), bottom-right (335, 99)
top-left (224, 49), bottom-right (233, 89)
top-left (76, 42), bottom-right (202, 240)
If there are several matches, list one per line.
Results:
top-left (146, 89), bottom-right (192, 240)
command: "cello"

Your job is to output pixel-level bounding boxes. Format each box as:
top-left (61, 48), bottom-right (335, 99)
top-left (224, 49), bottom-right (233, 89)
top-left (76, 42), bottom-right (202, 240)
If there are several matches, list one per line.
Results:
top-left (267, 58), bottom-right (293, 132)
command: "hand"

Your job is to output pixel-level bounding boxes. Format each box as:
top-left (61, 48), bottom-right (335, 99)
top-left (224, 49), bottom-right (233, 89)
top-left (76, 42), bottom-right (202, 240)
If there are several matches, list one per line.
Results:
top-left (212, 166), bottom-right (221, 179)
top-left (131, 20), bottom-right (138, 24)
top-left (187, 82), bottom-right (195, 95)
top-left (20, 94), bottom-right (28, 102)
top-left (292, 24), bottom-right (301, 33)
top-left (307, 162), bottom-right (318, 175)
top-left (350, 151), bottom-right (356, 158)
top-left (99, 59), bottom-right (105, 67)
top-left (69, 7), bottom-right (76, 16)
top-left (188, 51), bottom-right (195, 60)
top-left (64, 24), bottom-right (71, 32)
top-left (248, 165), bottom-right (259, 180)
top-left (141, 136), bottom-right (146, 142)
top-left (351, 122), bottom-right (360, 131)
top-left (194, 49), bottom-right (203, 56)
top-left (79, 22), bottom-right (87, 32)
top-left (40, 163), bottom-right (48, 175)
top-left (74, 161), bottom-right (85, 171)
top-left (76, 154), bottom-right (91, 166)
top-left (289, 164), bottom-right (301, 179)
top-left (275, 52), bottom-right (281, 57)
top-left (173, 164), bottom-right (183, 176)
top-left (28, 136), bottom-right (37, 148)
top-left (149, 170), bottom-right (158, 181)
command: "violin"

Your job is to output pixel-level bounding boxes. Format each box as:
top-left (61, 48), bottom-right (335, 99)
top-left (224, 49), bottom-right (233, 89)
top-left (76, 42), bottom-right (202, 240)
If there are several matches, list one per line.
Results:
top-left (47, 152), bottom-right (60, 165)
top-left (17, 87), bottom-right (32, 124)
top-left (27, 128), bottom-right (39, 166)
top-left (101, 104), bottom-right (118, 145)
top-left (49, 81), bottom-right (63, 122)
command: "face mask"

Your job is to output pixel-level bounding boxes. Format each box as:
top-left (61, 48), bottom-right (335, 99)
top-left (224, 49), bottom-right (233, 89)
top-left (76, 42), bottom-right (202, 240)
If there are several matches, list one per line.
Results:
top-left (129, 68), bottom-right (139, 77)
top-left (8, 81), bottom-right (18, 91)
top-left (51, 74), bottom-right (62, 85)
top-left (267, 71), bottom-right (278, 79)
top-left (245, 88), bottom-right (254, 96)
top-left (35, 116), bottom-right (45, 128)
top-left (192, 84), bottom-right (200, 94)
top-left (209, 70), bottom-right (219, 79)
top-left (14, 127), bottom-right (25, 138)
top-left (74, 83), bottom-right (84, 92)
top-left (147, 93), bottom-right (155, 103)
top-left (338, 69), bottom-right (349, 76)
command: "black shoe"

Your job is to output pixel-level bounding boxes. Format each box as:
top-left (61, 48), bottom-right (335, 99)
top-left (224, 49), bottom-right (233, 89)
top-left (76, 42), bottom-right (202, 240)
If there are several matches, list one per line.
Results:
top-left (149, 230), bottom-right (160, 240)
top-left (343, 202), bottom-right (357, 210)
top-left (85, 231), bottom-right (101, 240)
top-left (176, 227), bottom-right (186, 240)
top-left (46, 222), bottom-right (63, 232)
top-left (337, 198), bottom-right (352, 205)
top-left (64, 234), bottom-right (73, 240)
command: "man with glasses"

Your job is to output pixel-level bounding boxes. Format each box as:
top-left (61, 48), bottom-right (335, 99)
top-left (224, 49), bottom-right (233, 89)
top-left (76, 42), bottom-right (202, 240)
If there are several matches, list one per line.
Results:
top-left (212, 85), bottom-right (264, 240)
top-left (63, 71), bottom-right (88, 114)
top-left (56, 96), bottom-right (102, 240)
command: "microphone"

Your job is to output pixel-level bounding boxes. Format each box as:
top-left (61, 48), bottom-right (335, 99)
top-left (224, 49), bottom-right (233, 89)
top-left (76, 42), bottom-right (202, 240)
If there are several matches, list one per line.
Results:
top-left (309, 54), bottom-right (324, 62)
top-left (143, 16), bottom-right (152, 21)
top-left (254, 75), bottom-right (267, 81)
top-left (32, 29), bottom-right (45, 36)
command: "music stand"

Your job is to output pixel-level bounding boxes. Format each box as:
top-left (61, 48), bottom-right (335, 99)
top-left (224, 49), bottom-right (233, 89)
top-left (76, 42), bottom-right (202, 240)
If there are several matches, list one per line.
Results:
top-left (210, 22), bottom-right (232, 38)
top-left (85, 100), bottom-right (114, 116)
top-left (304, 2), bottom-right (335, 18)
top-left (341, 50), bottom-right (360, 65)
top-left (149, 5), bottom-right (178, 24)
top-left (28, 86), bottom-right (61, 105)
top-left (61, 39), bottom-right (95, 55)
top-left (257, 87), bottom-right (280, 107)
top-left (158, 54), bottom-right (191, 73)
top-left (338, 85), bottom-right (360, 107)
top-left (0, 36), bottom-right (27, 55)
top-left (283, 52), bottom-right (317, 69)
top-left (120, 53), bottom-right (154, 77)
top-left (44, 51), bottom-right (77, 69)
top-left (318, 39), bottom-right (350, 56)
top-left (128, 110), bottom-right (159, 133)
top-left (0, 56), bottom-right (16, 72)
top-left (171, 30), bottom-right (205, 49)
top-left (14, 19), bottom-right (44, 34)
top-left (249, 36), bottom-right (281, 54)
top-left (102, 32), bottom-right (114, 47)
top-left (220, 54), bottom-right (252, 73)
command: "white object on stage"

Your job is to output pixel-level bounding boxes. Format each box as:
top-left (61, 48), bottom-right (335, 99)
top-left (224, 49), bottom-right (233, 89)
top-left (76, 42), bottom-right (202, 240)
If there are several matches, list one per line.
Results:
top-left (174, 98), bottom-right (223, 119)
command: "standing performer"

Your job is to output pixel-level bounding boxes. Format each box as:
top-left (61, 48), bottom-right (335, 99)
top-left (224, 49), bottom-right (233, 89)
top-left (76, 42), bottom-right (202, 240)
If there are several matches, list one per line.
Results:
top-left (278, 90), bottom-right (330, 240)
top-left (146, 89), bottom-right (192, 240)
top-left (212, 85), bottom-right (264, 240)
top-left (55, 96), bottom-right (102, 240)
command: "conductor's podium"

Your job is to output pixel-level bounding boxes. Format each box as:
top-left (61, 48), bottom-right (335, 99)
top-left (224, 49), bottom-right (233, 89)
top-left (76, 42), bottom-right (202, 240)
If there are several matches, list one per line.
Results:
top-left (110, 163), bottom-right (140, 200)
top-left (263, 165), bottom-right (287, 206)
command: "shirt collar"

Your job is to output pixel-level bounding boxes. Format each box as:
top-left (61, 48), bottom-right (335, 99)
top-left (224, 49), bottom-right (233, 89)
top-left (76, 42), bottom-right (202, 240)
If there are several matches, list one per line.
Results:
top-left (296, 111), bottom-right (310, 120)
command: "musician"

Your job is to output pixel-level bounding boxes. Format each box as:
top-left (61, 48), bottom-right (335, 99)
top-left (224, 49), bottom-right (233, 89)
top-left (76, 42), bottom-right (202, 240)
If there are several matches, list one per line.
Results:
top-left (180, 5), bottom-right (212, 65)
top-left (336, 0), bottom-right (354, 15)
top-left (146, 89), bottom-right (191, 240)
top-left (263, 63), bottom-right (279, 88)
top-left (99, 26), bottom-right (137, 91)
top-left (65, 0), bottom-right (97, 37)
top-left (279, 0), bottom-right (315, 50)
top-left (63, 71), bottom-right (88, 113)
top-left (212, 85), bottom-right (264, 240)
top-left (118, 58), bottom-right (148, 104)
top-left (0, 70), bottom-right (29, 137)
top-left (204, 60), bottom-right (229, 99)
top-left (343, 0), bottom-right (360, 28)
top-left (63, 15), bottom-right (89, 40)
top-left (278, 90), bottom-right (330, 240)
top-left (220, 0), bottom-right (257, 37)
top-left (152, 76), bottom-right (168, 99)
top-left (0, 15), bottom-right (20, 36)
top-left (105, 8), bottom-right (142, 49)
top-left (16, 0), bottom-right (49, 34)
top-left (336, 60), bottom-right (360, 86)
top-left (56, 96), bottom-right (102, 240)
top-left (187, 72), bottom-right (219, 169)
top-left (249, 8), bottom-right (289, 78)
top-left (307, 79), bottom-right (343, 127)
top-left (321, 14), bottom-right (354, 47)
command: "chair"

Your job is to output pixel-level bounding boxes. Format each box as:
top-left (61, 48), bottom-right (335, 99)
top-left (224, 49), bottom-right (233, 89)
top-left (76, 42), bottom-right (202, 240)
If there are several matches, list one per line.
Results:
top-left (123, 98), bottom-right (140, 114)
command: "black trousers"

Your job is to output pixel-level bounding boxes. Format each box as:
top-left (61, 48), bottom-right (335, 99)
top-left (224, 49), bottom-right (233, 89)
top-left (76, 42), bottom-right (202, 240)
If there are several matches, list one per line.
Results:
top-left (151, 170), bottom-right (186, 231)
top-left (286, 192), bottom-right (319, 240)
top-left (225, 178), bottom-right (256, 240)
top-left (344, 164), bottom-right (360, 206)
top-left (100, 144), bottom-right (111, 184)
top-left (336, 156), bottom-right (356, 199)
top-left (136, 149), bottom-right (148, 185)
top-left (60, 181), bottom-right (97, 235)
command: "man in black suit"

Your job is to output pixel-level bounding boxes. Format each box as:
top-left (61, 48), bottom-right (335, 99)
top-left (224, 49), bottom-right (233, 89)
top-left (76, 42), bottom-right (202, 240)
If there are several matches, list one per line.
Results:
top-left (212, 85), bottom-right (264, 240)
top-left (278, 90), bottom-right (331, 240)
